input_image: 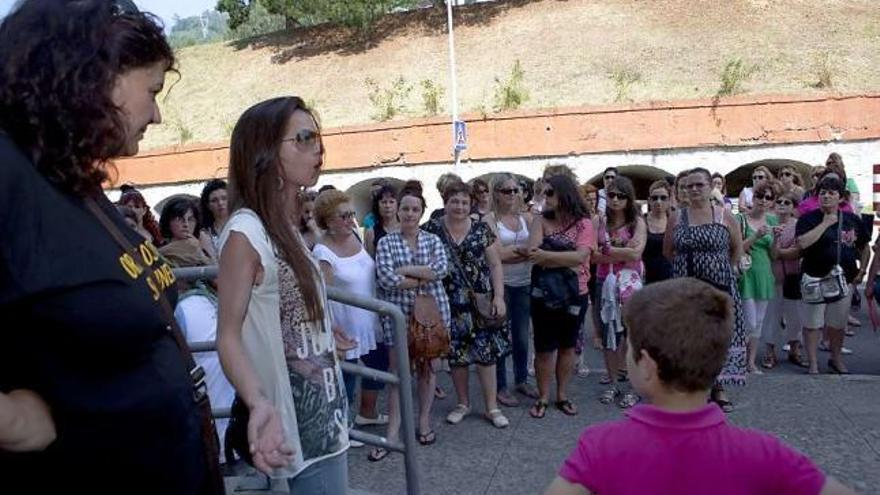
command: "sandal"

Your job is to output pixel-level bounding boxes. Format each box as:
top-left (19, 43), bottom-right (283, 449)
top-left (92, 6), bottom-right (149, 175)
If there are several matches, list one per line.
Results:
top-left (618, 392), bottom-right (640, 409)
top-left (497, 390), bottom-right (519, 407)
top-left (554, 399), bottom-right (578, 416)
top-left (827, 359), bottom-right (850, 375)
top-left (617, 370), bottom-right (628, 382)
top-left (514, 383), bottom-right (539, 399)
top-left (787, 352), bottom-right (809, 368)
top-left (599, 374), bottom-right (612, 385)
top-left (367, 447), bottom-right (389, 462)
top-left (761, 354), bottom-right (776, 370)
top-left (529, 400), bottom-right (548, 419)
top-left (417, 430), bottom-right (437, 445)
top-left (599, 388), bottom-right (621, 405)
top-left (446, 404), bottom-right (470, 425)
top-left (709, 390), bottom-right (734, 413)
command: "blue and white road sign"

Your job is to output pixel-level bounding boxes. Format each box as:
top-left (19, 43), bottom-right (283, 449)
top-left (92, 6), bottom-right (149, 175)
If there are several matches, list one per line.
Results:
top-left (454, 120), bottom-right (467, 152)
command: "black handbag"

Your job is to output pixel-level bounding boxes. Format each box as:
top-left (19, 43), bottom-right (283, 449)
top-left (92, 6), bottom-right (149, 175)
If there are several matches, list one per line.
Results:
top-left (224, 395), bottom-right (253, 466)
top-left (781, 257), bottom-right (802, 300)
top-left (531, 221), bottom-right (581, 310)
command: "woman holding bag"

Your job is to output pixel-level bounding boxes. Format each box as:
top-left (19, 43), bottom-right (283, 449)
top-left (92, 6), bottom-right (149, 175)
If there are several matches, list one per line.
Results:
top-left (591, 176), bottom-right (645, 409)
top-left (795, 175), bottom-right (869, 375)
top-left (372, 187), bottom-right (450, 461)
top-left (527, 174), bottom-right (594, 419)
top-left (423, 181), bottom-right (511, 430)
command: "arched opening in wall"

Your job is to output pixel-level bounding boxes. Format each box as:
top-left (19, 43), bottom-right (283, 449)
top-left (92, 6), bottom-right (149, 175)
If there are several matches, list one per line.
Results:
top-left (344, 177), bottom-right (406, 223)
top-left (725, 159), bottom-right (813, 197)
top-left (585, 165), bottom-right (672, 199)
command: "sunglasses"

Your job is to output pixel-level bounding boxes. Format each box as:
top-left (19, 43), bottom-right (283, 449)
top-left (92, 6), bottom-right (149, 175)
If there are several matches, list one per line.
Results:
top-left (759, 194), bottom-right (774, 201)
top-left (281, 128), bottom-right (322, 152)
top-left (545, 188), bottom-right (555, 197)
top-left (496, 188), bottom-right (519, 195)
top-left (650, 194), bottom-right (669, 202)
top-left (607, 191), bottom-right (628, 201)
top-left (604, 175), bottom-right (616, 180)
top-left (776, 199), bottom-right (792, 206)
top-left (752, 175), bottom-right (766, 180)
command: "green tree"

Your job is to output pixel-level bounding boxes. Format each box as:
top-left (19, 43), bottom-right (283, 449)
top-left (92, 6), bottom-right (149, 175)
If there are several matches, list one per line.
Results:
top-left (218, 0), bottom-right (422, 36)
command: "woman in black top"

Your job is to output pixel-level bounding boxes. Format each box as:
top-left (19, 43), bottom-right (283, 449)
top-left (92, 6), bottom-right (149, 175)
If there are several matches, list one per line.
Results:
top-left (643, 180), bottom-right (674, 284)
top-left (364, 184), bottom-right (400, 258)
top-left (0, 1), bottom-right (209, 493)
top-left (795, 175), bottom-right (869, 374)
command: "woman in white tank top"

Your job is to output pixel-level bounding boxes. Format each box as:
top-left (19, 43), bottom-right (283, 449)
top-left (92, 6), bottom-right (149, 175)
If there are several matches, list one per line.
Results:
top-left (485, 174), bottom-right (538, 406)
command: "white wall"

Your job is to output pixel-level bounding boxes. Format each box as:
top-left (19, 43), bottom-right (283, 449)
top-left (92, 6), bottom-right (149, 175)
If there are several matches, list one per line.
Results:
top-left (113, 139), bottom-right (880, 217)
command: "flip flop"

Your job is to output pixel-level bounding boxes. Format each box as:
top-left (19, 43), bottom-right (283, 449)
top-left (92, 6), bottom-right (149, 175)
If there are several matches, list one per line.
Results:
top-left (529, 400), bottom-right (548, 419)
top-left (417, 430), bottom-right (437, 445)
top-left (555, 399), bottom-right (578, 416)
top-left (367, 448), bottom-right (389, 462)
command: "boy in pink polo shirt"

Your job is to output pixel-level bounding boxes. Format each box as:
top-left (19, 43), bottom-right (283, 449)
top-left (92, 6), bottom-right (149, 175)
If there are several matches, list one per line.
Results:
top-left (543, 278), bottom-right (857, 495)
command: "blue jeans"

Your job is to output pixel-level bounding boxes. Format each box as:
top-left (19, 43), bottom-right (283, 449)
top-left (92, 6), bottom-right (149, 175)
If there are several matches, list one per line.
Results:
top-left (497, 284), bottom-right (531, 390)
top-left (287, 452), bottom-right (348, 495)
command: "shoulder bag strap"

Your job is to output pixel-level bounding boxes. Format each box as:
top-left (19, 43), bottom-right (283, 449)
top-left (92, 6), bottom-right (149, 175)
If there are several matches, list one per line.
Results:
top-left (440, 221), bottom-right (475, 292)
top-left (84, 197), bottom-right (224, 495)
top-left (836, 211), bottom-right (843, 266)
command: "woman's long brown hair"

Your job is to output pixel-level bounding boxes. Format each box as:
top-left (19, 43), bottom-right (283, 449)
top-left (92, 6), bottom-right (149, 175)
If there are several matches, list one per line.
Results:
top-left (227, 96), bottom-right (324, 322)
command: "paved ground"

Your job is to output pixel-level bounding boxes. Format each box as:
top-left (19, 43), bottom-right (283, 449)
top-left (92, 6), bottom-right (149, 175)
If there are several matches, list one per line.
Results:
top-left (346, 305), bottom-right (880, 495)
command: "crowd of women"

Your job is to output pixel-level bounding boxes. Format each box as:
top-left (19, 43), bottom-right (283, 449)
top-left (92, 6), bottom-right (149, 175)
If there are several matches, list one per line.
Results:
top-left (1, 1), bottom-right (876, 494)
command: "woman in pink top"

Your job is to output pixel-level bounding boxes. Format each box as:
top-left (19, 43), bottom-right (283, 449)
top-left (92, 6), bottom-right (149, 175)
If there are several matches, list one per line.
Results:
top-left (764, 190), bottom-right (808, 369)
top-left (591, 176), bottom-right (645, 409)
top-left (543, 278), bottom-right (856, 495)
top-left (527, 174), bottom-right (594, 419)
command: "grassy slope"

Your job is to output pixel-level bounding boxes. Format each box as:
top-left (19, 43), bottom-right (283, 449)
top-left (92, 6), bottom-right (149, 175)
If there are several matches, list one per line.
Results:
top-left (142, 0), bottom-right (880, 151)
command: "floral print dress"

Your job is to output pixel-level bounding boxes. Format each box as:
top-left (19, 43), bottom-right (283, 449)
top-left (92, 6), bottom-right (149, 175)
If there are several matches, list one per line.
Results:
top-left (424, 218), bottom-right (511, 367)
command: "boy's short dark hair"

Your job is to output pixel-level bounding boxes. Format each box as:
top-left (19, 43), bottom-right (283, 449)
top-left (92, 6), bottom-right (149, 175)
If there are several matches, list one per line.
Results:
top-left (623, 278), bottom-right (733, 392)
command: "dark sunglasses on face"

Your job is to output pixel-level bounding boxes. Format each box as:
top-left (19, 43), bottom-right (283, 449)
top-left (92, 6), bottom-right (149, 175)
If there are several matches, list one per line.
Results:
top-left (776, 199), bottom-right (792, 206)
top-left (604, 175), bottom-right (616, 180)
top-left (496, 188), bottom-right (519, 195)
top-left (607, 192), bottom-right (628, 201)
top-left (282, 129), bottom-right (322, 150)
top-left (753, 175), bottom-right (766, 181)
top-left (650, 194), bottom-right (669, 202)
top-left (759, 194), bottom-right (774, 201)
top-left (545, 189), bottom-right (555, 197)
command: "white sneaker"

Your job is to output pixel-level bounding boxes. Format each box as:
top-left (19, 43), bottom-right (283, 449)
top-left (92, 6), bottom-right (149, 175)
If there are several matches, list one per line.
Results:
top-left (842, 347), bottom-right (853, 355)
top-left (782, 344), bottom-right (791, 352)
top-left (354, 414), bottom-right (389, 426)
top-left (446, 404), bottom-right (470, 425)
top-left (486, 409), bottom-right (509, 429)
top-left (577, 367), bottom-right (591, 378)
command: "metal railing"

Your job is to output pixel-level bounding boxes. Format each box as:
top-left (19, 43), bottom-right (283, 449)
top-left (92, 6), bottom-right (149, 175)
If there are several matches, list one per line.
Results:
top-left (174, 266), bottom-right (421, 495)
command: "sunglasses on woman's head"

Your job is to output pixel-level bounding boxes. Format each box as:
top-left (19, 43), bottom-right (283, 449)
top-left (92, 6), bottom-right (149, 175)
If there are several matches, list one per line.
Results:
top-left (607, 191), bottom-right (628, 200)
top-left (496, 187), bottom-right (519, 195)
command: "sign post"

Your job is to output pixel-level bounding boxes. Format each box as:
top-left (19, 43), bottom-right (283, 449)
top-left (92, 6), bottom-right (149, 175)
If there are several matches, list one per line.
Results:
top-left (447, 1), bottom-right (461, 167)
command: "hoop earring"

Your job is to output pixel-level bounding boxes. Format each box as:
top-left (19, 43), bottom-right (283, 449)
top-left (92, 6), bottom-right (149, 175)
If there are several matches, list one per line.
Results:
top-left (277, 176), bottom-right (285, 191)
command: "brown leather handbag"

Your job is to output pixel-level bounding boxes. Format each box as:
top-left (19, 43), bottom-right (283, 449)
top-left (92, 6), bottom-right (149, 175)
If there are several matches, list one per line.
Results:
top-left (408, 292), bottom-right (450, 365)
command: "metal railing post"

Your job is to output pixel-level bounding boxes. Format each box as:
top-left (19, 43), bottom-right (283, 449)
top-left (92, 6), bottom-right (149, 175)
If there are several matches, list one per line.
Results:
top-left (174, 267), bottom-right (422, 495)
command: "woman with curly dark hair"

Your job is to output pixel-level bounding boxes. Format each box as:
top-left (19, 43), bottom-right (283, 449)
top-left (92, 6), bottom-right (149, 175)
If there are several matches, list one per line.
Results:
top-left (0, 1), bottom-right (220, 493)
top-left (119, 188), bottom-right (164, 244)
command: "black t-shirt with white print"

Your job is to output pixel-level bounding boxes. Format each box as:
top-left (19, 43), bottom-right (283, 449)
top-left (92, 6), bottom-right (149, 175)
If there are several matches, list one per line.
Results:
top-left (795, 208), bottom-right (869, 283)
top-left (0, 135), bottom-right (204, 493)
